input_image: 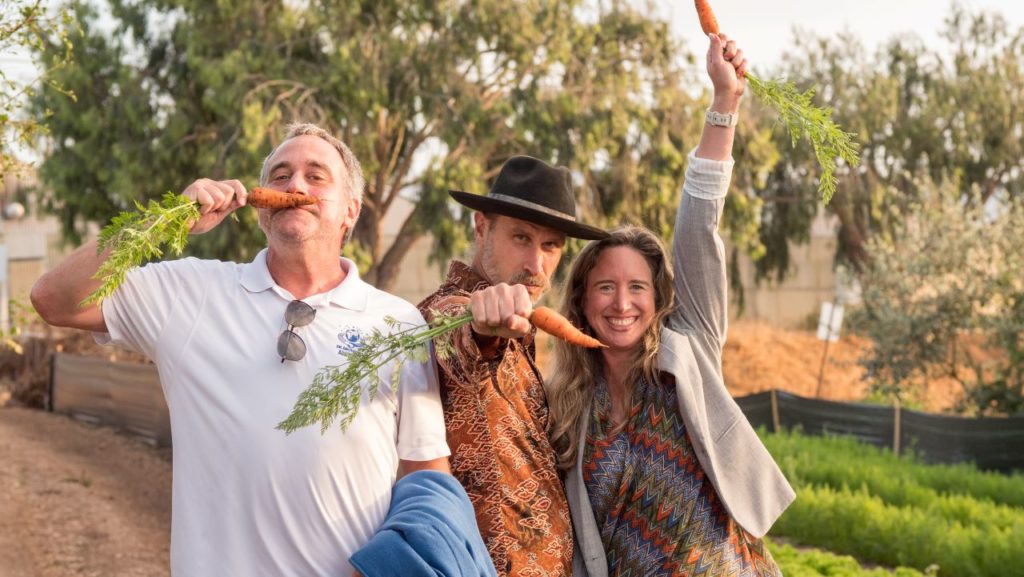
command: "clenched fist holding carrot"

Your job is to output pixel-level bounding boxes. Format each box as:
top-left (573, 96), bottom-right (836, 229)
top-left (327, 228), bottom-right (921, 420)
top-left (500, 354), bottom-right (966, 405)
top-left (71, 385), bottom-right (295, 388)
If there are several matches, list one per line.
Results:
top-left (184, 178), bottom-right (316, 235)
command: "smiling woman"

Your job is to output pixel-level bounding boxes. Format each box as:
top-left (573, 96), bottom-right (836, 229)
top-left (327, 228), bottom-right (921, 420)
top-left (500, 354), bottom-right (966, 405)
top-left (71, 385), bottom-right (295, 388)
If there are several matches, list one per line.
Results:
top-left (583, 245), bottom-right (659, 355)
top-left (543, 34), bottom-right (794, 577)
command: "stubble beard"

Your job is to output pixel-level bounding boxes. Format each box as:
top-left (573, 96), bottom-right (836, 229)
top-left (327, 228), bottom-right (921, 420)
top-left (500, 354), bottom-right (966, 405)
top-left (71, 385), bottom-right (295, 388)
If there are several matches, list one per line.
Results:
top-left (479, 234), bottom-right (551, 303)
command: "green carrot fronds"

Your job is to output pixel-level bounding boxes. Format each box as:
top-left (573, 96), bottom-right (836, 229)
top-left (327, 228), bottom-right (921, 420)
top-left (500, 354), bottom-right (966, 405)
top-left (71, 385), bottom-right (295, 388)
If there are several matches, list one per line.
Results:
top-left (82, 193), bottom-right (200, 307)
top-left (276, 310), bottom-right (474, 434)
top-left (746, 73), bottom-right (860, 204)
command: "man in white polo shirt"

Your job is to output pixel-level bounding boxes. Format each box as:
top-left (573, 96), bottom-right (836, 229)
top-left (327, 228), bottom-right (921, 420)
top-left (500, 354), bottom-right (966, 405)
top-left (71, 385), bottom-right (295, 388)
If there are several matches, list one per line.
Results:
top-left (31, 123), bottom-right (451, 576)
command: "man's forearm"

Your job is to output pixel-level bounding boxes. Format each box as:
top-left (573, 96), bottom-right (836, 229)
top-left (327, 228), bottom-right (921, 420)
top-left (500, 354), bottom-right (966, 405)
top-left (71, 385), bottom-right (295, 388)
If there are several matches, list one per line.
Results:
top-left (30, 239), bottom-right (110, 332)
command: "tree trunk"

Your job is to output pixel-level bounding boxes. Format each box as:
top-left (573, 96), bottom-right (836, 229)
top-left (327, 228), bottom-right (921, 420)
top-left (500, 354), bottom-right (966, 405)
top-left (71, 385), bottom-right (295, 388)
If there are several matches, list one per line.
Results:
top-left (831, 188), bottom-right (869, 274)
top-left (373, 228), bottom-right (425, 293)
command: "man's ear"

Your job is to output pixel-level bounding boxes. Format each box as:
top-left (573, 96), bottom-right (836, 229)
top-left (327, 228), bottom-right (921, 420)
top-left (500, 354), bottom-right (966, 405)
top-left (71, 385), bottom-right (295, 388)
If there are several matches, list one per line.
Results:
top-left (473, 212), bottom-right (489, 241)
top-left (344, 198), bottom-right (362, 233)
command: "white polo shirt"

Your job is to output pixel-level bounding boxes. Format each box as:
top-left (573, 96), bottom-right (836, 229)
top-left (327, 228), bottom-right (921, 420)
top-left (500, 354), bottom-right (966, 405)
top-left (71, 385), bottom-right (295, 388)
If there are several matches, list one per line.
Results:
top-left (98, 249), bottom-right (450, 577)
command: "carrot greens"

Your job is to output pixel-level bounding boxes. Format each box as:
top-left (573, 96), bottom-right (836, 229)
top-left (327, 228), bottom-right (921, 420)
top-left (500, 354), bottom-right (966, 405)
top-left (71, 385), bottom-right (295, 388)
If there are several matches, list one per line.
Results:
top-left (276, 310), bottom-right (473, 434)
top-left (745, 74), bottom-right (859, 204)
top-left (695, 0), bottom-right (860, 203)
top-left (83, 193), bottom-right (200, 307)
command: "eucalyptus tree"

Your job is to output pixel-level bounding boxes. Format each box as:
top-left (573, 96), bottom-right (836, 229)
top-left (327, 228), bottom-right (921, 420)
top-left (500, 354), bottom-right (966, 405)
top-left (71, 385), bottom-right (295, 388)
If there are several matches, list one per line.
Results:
top-left (0, 0), bottom-right (73, 177)
top-left (754, 6), bottom-right (1024, 278)
top-left (33, 0), bottom-right (750, 291)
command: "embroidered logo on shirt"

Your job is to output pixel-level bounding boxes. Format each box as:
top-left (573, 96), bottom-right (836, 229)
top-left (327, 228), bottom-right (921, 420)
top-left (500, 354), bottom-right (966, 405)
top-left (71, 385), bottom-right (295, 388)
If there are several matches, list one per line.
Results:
top-left (336, 327), bottom-right (366, 354)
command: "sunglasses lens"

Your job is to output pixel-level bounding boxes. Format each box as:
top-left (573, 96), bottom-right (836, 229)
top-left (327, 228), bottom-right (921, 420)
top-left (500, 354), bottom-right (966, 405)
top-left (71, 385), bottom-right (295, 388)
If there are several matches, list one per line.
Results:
top-left (284, 300), bottom-right (316, 327)
top-left (277, 329), bottom-right (307, 362)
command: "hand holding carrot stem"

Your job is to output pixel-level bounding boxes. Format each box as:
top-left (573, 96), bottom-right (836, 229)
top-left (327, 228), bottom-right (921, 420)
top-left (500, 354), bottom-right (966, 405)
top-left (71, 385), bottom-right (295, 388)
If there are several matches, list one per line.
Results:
top-left (468, 283), bottom-right (536, 340)
top-left (692, 0), bottom-right (860, 204)
top-left (82, 186), bottom-right (315, 306)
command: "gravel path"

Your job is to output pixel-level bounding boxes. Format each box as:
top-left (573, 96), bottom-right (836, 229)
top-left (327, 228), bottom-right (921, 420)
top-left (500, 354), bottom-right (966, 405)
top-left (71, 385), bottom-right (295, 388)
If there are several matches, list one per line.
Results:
top-left (0, 407), bottom-right (171, 577)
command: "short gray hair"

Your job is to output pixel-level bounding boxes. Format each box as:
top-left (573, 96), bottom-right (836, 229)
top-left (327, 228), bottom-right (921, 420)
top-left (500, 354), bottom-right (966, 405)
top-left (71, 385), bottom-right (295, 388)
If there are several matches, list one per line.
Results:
top-left (259, 122), bottom-right (365, 203)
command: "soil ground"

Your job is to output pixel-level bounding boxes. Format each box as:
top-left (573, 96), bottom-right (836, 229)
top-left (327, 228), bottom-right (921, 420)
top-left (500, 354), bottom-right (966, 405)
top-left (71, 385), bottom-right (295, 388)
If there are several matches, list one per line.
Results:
top-left (0, 406), bottom-right (170, 577)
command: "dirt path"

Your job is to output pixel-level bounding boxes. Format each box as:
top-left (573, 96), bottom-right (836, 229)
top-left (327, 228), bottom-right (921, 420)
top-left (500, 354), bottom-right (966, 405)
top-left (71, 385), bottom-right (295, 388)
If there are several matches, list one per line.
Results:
top-left (0, 406), bottom-right (171, 577)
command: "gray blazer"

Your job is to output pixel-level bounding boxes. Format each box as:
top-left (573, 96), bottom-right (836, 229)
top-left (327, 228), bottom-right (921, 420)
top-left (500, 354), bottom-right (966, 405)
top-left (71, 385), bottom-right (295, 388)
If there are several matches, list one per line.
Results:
top-left (565, 153), bottom-right (796, 577)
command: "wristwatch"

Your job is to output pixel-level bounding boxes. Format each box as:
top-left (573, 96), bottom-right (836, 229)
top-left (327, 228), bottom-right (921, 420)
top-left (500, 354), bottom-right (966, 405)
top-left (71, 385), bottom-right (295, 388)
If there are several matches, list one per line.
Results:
top-left (705, 108), bottom-right (739, 127)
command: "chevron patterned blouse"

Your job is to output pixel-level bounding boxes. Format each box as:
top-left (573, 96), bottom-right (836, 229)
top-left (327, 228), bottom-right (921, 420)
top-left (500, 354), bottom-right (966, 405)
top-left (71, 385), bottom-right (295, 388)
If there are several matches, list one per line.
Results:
top-left (582, 375), bottom-right (782, 577)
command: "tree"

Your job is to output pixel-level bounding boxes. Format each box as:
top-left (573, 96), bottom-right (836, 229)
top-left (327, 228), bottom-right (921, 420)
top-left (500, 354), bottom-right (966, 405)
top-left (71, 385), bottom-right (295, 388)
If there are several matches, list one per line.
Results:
top-left (853, 179), bottom-right (1024, 416)
top-left (34, 0), bottom-right (755, 291)
top-left (749, 5), bottom-right (1024, 281)
top-left (0, 0), bottom-right (73, 176)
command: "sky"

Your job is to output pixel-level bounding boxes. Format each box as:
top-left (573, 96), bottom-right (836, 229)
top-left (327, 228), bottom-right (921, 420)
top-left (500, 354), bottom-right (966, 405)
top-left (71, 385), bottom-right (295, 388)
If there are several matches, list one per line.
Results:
top-left (3, 1), bottom-right (1022, 105)
top-left (5, 1), bottom-right (1021, 77)
top-left (663, 0), bottom-right (1023, 69)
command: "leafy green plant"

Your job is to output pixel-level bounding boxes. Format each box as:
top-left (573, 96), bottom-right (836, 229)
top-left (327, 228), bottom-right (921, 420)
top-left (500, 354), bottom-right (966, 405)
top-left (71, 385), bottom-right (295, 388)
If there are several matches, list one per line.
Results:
top-left (851, 183), bottom-right (1024, 416)
top-left (745, 74), bottom-right (859, 203)
top-left (275, 311), bottom-right (472, 434)
top-left (762, 430), bottom-right (1024, 576)
top-left (769, 541), bottom-right (928, 577)
top-left (773, 484), bottom-right (1022, 576)
top-left (764, 430), bottom-right (1024, 508)
top-left (0, 0), bottom-right (75, 175)
top-left (83, 193), bottom-right (199, 306)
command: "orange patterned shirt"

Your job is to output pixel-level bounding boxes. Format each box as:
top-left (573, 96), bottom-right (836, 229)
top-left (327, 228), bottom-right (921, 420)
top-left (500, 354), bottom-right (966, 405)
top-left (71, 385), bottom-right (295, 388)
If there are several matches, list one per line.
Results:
top-left (418, 261), bottom-right (573, 577)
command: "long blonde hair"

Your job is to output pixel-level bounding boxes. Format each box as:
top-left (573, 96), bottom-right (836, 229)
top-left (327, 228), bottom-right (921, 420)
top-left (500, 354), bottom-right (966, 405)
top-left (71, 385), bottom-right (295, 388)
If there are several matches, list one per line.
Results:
top-left (546, 226), bottom-right (676, 470)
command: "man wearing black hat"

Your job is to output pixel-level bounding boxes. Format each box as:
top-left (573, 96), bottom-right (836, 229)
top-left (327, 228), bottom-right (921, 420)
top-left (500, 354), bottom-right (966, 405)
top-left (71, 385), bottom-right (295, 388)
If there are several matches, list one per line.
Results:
top-left (418, 156), bottom-right (606, 577)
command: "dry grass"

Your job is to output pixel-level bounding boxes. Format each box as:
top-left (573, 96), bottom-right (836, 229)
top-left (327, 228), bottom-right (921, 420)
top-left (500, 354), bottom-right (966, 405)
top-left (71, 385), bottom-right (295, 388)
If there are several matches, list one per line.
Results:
top-left (537, 322), bottom-right (965, 413)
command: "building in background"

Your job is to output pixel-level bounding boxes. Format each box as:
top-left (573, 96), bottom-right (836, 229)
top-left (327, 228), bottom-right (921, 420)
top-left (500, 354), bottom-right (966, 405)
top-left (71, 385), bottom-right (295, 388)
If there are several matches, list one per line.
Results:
top-left (730, 210), bottom-right (858, 327)
top-left (1, 170), bottom-right (74, 329)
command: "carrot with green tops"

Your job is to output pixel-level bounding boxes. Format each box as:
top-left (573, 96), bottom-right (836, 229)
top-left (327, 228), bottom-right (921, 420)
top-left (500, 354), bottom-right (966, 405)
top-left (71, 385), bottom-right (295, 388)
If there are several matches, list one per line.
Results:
top-left (689, 0), bottom-right (861, 204)
top-left (695, 0), bottom-right (720, 35)
top-left (83, 186), bottom-right (317, 306)
top-left (278, 302), bottom-right (605, 434)
top-left (529, 306), bottom-right (605, 348)
top-left (247, 187), bottom-right (317, 209)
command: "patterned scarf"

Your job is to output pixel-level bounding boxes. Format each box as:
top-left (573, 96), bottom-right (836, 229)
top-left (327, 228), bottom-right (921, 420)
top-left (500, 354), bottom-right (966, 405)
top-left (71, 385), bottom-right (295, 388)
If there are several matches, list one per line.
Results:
top-left (582, 375), bottom-right (780, 577)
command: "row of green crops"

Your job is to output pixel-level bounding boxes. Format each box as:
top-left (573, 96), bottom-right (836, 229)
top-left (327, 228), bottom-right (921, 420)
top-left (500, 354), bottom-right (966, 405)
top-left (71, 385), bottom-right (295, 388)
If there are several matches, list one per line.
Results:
top-left (769, 542), bottom-right (927, 577)
top-left (762, 430), bottom-right (1024, 577)
top-left (763, 430), bottom-right (1024, 508)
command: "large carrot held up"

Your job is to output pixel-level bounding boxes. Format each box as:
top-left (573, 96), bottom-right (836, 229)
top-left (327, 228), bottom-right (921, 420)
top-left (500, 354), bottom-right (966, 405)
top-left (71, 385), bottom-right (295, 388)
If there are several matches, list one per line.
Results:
top-left (695, 0), bottom-right (720, 35)
top-left (248, 187), bottom-right (318, 209)
top-left (529, 306), bottom-right (605, 348)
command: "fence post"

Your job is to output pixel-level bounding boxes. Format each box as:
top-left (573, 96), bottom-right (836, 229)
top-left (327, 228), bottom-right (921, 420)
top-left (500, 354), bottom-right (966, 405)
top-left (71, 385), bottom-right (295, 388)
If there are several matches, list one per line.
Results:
top-left (893, 395), bottom-right (902, 457)
top-left (770, 389), bottom-right (781, 433)
top-left (47, 351), bottom-right (57, 412)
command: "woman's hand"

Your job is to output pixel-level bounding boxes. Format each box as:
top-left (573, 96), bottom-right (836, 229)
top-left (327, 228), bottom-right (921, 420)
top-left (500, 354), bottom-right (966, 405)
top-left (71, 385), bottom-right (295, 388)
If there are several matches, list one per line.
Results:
top-left (707, 33), bottom-right (747, 113)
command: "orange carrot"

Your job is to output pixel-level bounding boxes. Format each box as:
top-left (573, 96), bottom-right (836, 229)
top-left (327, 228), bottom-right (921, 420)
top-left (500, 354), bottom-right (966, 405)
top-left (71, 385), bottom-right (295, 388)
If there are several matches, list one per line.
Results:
top-left (247, 187), bottom-right (317, 209)
top-left (695, 0), bottom-right (720, 35)
top-left (529, 306), bottom-right (605, 348)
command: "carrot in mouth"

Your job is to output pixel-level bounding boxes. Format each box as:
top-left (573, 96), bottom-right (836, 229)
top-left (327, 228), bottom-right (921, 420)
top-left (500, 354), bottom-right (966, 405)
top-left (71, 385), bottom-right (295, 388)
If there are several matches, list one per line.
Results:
top-left (247, 187), bottom-right (317, 209)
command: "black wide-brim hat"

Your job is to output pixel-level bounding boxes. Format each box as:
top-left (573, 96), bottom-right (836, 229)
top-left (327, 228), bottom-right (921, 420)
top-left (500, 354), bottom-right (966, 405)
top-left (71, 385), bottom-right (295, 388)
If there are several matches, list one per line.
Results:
top-left (449, 155), bottom-right (608, 240)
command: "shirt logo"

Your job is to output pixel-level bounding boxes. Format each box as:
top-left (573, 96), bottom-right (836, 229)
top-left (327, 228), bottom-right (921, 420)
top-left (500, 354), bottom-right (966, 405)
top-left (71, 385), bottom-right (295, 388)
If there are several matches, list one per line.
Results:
top-left (336, 326), bottom-right (366, 354)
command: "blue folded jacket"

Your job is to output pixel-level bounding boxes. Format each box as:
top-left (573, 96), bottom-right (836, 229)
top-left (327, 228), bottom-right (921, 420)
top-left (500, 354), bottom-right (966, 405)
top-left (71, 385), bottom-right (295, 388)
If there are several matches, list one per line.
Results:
top-left (350, 470), bottom-right (497, 577)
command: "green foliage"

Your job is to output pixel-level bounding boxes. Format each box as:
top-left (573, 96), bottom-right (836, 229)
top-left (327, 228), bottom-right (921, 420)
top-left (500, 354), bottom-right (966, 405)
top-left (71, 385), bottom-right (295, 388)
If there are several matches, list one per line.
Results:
top-left (745, 73), bottom-right (860, 204)
top-left (764, 430), bottom-right (1024, 509)
top-left (0, 0), bottom-right (74, 175)
top-left (1, 299), bottom-right (40, 354)
top-left (763, 430), bottom-right (1024, 576)
top-left (277, 311), bottom-right (471, 434)
top-left (30, 0), bottom-right (724, 292)
top-left (746, 5), bottom-right (1024, 283)
top-left (774, 484), bottom-right (1022, 576)
top-left (850, 179), bottom-right (1024, 415)
top-left (84, 193), bottom-right (199, 306)
top-left (770, 541), bottom-right (927, 577)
